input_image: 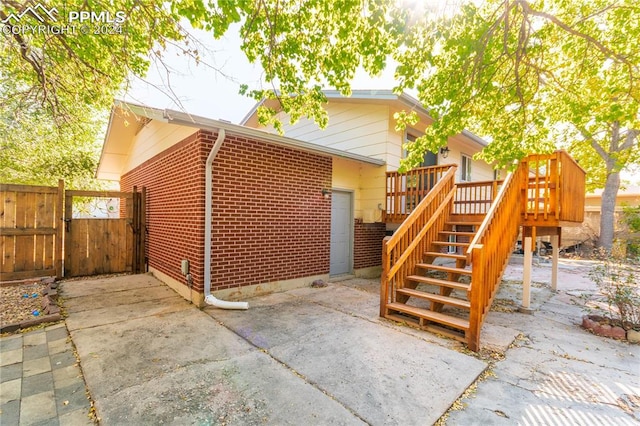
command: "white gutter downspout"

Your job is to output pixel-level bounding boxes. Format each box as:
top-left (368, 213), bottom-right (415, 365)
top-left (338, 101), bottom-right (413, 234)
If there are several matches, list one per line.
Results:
top-left (203, 129), bottom-right (249, 310)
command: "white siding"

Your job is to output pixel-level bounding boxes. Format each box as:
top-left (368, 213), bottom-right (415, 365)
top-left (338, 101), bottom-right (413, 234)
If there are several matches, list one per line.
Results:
top-left (122, 121), bottom-right (198, 173)
top-left (256, 102), bottom-right (393, 165)
top-left (439, 135), bottom-right (494, 182)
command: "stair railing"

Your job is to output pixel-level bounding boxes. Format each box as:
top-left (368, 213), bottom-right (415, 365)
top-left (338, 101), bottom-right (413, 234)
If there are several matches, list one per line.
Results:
top-left (384, 164), bottom-right (456, 222)
top-left (381, 166), bottom-right (457, 316)
top-left (466, 161), bottom-right (527, 351)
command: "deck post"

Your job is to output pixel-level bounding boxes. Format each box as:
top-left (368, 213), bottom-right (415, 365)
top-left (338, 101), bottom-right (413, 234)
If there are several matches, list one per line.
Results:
top-left (551, 234), bottom-right (559, 291)
top-left (520, 236), bottom-right (533, 313)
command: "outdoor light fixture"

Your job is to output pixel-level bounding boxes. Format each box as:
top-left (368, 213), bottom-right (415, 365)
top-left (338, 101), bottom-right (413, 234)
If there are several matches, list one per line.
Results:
top-left (440, 146), bottom-right (450, 158)
top-left (321, 188), bottom-right (331, 199)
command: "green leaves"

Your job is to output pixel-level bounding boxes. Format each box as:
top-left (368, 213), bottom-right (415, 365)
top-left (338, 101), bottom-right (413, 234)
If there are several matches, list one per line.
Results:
top-left (393, 0), bottom-right (639, 174)
top-left (219, 0), bottom-right (406, 131)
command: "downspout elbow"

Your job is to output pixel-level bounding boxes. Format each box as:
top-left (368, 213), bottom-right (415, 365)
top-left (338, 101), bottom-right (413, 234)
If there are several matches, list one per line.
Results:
top-left (205, 295), bottom-right (249, 310)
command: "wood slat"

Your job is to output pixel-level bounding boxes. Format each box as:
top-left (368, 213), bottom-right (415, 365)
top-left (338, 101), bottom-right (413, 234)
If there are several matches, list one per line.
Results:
top-left (416, 263), bottom-right (472, 275)
top-left (65, 190), bottom-right (133, 199)
top-left (432, 241), bottom-right (470, 247)
top-left (445, 221), bottom-right (482, 226)
top-left (423, 251), bottom-right (467, 261)
top-left (0, 184), bottom-right (58, 193)
top-left (0, 268), bottom-right (56, 281)
top-left (386, 303), bottom-right (470, 330)
top-left (438, 231), bottom-right (477, 237)
top-left (395, 288), bottom-right (471, 309)
top-left (406, 275), bottom-right (470, 291)
top-left (0, 228), bottom-right (57, 236)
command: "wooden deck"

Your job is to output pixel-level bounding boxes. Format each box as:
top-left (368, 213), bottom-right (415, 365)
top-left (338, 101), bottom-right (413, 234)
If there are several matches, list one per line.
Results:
top-left (383, 150), bottom-right (585, 229)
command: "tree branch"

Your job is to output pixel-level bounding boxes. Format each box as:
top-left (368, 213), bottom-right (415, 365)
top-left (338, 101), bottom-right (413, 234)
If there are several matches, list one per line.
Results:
top-left (517, 0), bottom-right (634, 67)
top-left (621, 129), bottom-right (640, 150)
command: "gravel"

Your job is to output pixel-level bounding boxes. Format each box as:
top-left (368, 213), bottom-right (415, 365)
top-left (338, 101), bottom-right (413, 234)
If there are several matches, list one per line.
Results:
top-left (0, 282), bottom-right (48, 328)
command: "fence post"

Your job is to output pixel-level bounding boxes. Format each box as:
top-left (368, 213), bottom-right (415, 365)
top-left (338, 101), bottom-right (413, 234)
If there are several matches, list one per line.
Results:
top-left (56, 180), bottom-right (65, 279)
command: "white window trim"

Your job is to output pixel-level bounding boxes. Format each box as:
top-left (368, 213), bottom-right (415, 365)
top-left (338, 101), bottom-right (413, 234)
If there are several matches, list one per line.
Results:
top-left (461, 154), bottom-right (472, 182)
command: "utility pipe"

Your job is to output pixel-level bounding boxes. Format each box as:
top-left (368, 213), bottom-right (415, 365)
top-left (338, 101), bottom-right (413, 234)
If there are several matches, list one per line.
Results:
top-left (203, 129), bottom-right (249, 310)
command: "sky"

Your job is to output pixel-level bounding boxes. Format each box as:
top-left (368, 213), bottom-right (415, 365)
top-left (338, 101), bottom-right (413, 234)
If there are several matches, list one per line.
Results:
top-left (123, 23), bottom-right (400, 125)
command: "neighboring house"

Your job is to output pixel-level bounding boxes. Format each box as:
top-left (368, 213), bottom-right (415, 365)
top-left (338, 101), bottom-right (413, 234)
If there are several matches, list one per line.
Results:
top-left (562, 185), bottom-right (640, 249)
top-left (97, 101), bottom-right (387, 306)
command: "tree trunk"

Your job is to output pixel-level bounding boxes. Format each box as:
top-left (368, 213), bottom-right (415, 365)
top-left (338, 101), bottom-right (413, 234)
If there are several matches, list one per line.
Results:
top-left (598, 170), bottom-right (620, 250)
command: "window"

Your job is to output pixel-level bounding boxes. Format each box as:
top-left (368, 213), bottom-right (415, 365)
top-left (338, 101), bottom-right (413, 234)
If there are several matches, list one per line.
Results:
top-left (461, 154), bottom-right (472, 182)
top-left (402, 131), bottom-right (419, 159)
top-left (447, 234), bottom-right (457, 254)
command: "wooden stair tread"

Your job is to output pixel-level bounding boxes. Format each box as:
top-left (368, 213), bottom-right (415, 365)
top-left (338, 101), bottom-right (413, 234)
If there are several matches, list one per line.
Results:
top-left (446, 221), bottom-right (482, 226)
top-left (387, 302), bottom-right (470, 330)
top-left (432, 241), bottom-right (470, 247)
top-left (406, 275), bottom-right (470, 291)
top-left (439, 231), bottom-right (477, 237)
top-left (424, 251), bottom-right (467, 260)
top-left (396, 288), bottom-right (471, 309)
top-left (416, 263), bottom-right (472, 275)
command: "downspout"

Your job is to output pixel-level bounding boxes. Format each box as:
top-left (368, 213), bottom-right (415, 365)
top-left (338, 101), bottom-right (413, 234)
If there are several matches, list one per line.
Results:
top-left (203, 129), bottom-right (249, 310)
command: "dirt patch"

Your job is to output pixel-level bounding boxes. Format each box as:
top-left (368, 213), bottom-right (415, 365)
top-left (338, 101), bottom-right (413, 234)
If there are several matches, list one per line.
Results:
top-left (0, 278), bottom-right (61, 333)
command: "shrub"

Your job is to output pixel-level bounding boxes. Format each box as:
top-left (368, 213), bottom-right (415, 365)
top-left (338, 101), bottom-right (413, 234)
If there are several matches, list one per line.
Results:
top-left (586, 249), bottom-right (640, 331)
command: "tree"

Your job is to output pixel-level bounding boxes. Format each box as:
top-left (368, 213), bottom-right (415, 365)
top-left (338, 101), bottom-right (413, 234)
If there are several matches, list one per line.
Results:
top-left (1, 0), bottom-right (191, 186)
top-left (1, 0), bottom-right (404, 186)
top-left (393, 0), bottom-right (639, 249)
top-left (0, 97), bottom-right (104, 189)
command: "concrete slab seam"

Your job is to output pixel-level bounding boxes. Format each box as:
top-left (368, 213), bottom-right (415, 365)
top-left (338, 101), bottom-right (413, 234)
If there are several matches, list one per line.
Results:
top-left (208, 315), bottom-right (370, 424)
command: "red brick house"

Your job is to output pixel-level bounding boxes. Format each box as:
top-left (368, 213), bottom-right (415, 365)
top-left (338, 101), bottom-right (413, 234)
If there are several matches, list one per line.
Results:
top-left (97, 101), bottom-right (385, 306)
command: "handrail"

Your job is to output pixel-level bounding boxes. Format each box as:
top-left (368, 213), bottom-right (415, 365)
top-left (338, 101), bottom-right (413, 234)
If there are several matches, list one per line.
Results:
top-left (384, 164), bottom-right (456, 222)
top-left (466, 166), bottom-right (517, 253)
top-left (466, 161), bottom-right (527, 351)
top-left (381, 166), bottom-right (458, 316)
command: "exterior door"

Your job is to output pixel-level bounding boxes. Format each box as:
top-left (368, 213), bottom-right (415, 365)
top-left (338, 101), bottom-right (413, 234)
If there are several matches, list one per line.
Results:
top-left (330, 190), bottom-right (353, 276)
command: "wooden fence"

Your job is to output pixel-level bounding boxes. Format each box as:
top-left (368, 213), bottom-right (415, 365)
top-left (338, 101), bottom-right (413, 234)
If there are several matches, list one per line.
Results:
top-left (1, 182), bottom-right (64, 281)
top-left (1, 181), bottom-right (145, 281)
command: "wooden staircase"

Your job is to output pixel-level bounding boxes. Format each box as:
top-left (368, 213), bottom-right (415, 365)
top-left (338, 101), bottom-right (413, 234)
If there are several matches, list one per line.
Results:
top-left (381, 151), bottom-right (586, 351)
top-left (385, 216), bottom-right (481, 343)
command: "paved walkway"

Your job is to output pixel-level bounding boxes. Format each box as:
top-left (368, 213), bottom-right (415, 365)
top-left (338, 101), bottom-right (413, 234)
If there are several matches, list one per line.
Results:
top-left (0, 323), bottom-right (93, 425)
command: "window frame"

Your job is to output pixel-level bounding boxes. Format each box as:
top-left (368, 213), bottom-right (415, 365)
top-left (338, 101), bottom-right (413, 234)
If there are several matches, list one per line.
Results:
top-left (461, 154), bottom-right (472, 182)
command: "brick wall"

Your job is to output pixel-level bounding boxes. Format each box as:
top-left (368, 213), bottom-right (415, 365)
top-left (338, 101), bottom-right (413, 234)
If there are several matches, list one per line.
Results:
top-left (208, 131), bottom-right (332, 291)
top-left (354, 219), bottom-right (386, 269)
top-left (121, 129), bottom-right (332, 294)
top-left (120, 132), bottom-right (207, 290)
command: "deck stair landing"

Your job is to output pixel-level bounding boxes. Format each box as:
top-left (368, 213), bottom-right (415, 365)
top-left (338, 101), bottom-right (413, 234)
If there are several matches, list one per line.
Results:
top-left (386, 218), bottom-right (481, 343)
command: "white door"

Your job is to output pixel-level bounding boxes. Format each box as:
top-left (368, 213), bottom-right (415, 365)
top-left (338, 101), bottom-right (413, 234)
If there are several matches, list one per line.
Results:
top-left (330, 191), bottom-right (352, 276)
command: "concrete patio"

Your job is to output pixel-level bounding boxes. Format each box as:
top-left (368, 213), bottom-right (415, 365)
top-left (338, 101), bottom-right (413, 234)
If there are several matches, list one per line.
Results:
top-left (2, 257), bottom-right (638, 425)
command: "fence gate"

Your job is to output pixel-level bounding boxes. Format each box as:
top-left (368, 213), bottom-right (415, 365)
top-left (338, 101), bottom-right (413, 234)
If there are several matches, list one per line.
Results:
top-left (64, 188), bottom-right (145, 277)
top-left (0, 182), bottom-right (64, 281)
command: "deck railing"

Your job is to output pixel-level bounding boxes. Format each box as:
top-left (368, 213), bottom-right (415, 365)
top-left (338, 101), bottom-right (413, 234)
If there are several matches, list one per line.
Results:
top-left (466, 161), bottom-right (527, 351)
top-left (384, 165), bottom-right (454, 222)
top-left (521, 150), bottom-right (586, 226)
top-left (454, 180), bottom-right (502, 215)
top-left (381, 166), bottom-right (458, 316)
